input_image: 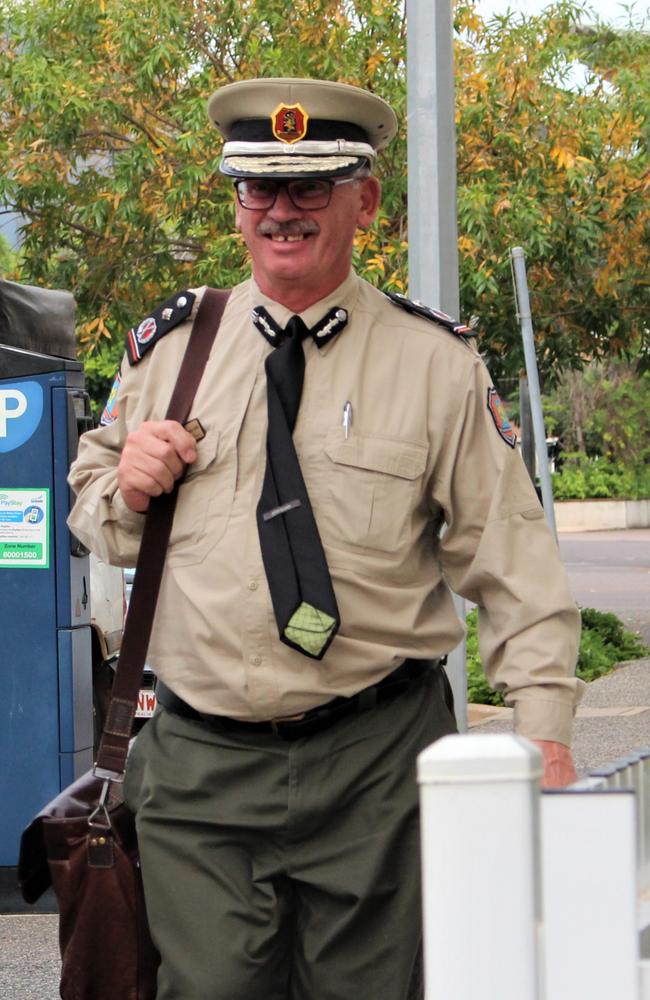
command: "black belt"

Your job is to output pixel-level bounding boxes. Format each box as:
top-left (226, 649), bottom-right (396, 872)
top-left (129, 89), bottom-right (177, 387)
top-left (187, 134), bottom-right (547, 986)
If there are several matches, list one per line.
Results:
top-left (155, 657), bottom-right (444, 742)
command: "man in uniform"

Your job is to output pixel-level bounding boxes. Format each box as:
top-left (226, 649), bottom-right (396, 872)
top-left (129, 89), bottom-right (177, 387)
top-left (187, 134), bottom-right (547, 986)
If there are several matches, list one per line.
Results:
top-left (68, 78), bottom-right (583, 1000)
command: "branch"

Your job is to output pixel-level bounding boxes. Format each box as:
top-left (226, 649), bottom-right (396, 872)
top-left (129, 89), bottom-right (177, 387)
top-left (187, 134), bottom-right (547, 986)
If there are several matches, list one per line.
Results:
top-left (140, 104), bottom-right (182, 130)
top-left (77, 129), bottom-right (135, 147)
top-left (120, 112), bottom-right (163, 148)
top-left (21, 208), bottom-right (107, 243)
top-left (538, 303), bottom-right (650, 321)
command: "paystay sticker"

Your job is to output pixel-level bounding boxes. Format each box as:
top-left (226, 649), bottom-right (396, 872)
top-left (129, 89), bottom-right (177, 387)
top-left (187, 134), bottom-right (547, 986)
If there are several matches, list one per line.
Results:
top-left (0, 489), bottom-right (50, 568)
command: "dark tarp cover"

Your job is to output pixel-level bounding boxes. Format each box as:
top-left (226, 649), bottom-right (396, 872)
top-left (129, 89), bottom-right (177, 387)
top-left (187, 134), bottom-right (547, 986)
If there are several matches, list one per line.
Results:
top-left (0, 279), bottom-right (76, 360)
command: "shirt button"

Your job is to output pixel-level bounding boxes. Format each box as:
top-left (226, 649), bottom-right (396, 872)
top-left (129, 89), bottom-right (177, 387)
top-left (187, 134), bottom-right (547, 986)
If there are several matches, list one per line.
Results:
top-left (250, 655), bottom-right (262, 666)
top-left (248, 580), bottom-right (258, 591)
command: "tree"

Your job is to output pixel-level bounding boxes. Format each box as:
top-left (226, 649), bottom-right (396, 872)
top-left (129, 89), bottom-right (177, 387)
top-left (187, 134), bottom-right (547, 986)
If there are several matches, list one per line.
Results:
top-left (1, 0), bottom-right (648, 406)
top-left (0, 232), bottom-right (16, 276)
top-left (454, 1), bottom-right (650, 379)
top-left (545, 359), bottom-right (650, 466)
top-left (0, 0), bottom-right (408, 402)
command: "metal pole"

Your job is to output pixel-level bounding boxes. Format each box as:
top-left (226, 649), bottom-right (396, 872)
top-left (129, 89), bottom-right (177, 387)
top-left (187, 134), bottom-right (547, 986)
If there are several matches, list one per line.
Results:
top-left (407, 0), bottom-right (467, 729)
top-left (407, 0), bottom-right (459, 314)
top-left (519, 373), bottom-right (536, 486)
top-left (510, 247), bottom-right (558, 540)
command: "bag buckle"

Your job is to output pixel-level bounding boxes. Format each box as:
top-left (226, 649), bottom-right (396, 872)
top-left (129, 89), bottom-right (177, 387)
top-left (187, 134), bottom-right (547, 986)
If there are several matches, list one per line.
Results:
top-left (93, 764), bottom-right (125, 782)
top-left (88, 779), bottom-right (114, 832)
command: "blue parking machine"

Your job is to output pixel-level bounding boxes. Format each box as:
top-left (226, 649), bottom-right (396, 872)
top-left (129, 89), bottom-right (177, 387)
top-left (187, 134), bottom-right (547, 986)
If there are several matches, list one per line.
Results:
top-left (0, 280), bottom-right (94, 866)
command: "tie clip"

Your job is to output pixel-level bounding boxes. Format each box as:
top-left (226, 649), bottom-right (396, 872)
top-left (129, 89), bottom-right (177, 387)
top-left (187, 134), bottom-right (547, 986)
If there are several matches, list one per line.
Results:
top-left (262, 499), bottom-right (301, 522)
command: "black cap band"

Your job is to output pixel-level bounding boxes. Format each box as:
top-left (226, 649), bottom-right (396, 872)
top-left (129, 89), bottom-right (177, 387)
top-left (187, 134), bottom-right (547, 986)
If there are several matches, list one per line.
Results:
top-left (229, 117), bottom-right (371, 145)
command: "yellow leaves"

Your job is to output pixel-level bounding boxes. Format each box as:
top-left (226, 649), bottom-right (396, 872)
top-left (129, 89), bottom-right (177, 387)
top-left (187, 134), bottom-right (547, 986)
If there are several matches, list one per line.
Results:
top-left (550, 144), bottom-right (576, 171)
top-left (298, 23), bottom-right (328, 48)
top-left (367, 52), bottom-right (385, 79)
top-left (493, 197), bottom-right (511, 217)
top-left (354, 230), bottom-right (379, 253)
top-left (458, 234), bottom-right (477, 257)
top-left (365, 255), bottom-right (386, 274)
top-left (459, 70), bottom-right (489, 104)
top-left (79, 315), bottom-right (111, 347)
top-left (456, 7), bottom-right (483, 35)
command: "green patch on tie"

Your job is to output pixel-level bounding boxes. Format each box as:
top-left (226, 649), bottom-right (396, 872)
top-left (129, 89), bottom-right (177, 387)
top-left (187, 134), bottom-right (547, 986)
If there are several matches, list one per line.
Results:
top-left (284, 603), bottom-right (337, 657)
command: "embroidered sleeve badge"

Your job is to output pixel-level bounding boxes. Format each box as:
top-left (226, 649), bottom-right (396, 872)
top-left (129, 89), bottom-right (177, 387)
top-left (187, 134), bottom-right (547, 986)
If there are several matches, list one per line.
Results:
top-left (100, 372), bottom-right (121, 426)
top-left (487, 387), bottom-right (517, 448)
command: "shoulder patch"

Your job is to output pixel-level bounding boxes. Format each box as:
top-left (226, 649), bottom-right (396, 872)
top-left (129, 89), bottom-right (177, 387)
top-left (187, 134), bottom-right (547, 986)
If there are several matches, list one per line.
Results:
top-left (125, 290), bottom-right (196, 365)
top-left (100, 371), bottom-right (121, 426)
top-left (385, 291), bottom-right (475, 339)
top-left (487, 387), bottom-right (517, 448)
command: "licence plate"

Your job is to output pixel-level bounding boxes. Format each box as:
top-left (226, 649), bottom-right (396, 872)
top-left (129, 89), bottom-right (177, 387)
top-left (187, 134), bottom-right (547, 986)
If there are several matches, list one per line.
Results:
top-left (136, 688), bottom-right (157, 718)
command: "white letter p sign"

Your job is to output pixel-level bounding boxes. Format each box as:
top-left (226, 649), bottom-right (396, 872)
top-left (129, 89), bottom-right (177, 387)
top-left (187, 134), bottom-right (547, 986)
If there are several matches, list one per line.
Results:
top-left (0, 389), bottom-right (28, 437)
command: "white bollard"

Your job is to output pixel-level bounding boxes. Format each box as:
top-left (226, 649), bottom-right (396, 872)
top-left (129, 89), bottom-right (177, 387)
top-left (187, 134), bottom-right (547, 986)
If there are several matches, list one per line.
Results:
top-left (417, 733), bottom-right (543, 1000)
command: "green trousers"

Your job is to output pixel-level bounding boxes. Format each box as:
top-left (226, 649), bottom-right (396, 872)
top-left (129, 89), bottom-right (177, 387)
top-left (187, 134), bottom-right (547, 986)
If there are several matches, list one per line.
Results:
top-left (124, 668), bottom-right (457, 1000)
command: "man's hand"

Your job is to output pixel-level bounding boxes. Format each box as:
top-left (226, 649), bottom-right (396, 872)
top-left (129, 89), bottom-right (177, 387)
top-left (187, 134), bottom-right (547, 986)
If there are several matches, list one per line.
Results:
top-left (532, 740), bottom-right (578, 788)
top-left (117, 420), bottom-right (198, 513)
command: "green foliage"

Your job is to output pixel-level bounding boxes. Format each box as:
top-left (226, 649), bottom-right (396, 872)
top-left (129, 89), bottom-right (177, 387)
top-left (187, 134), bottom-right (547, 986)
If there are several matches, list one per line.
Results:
top-left (0, 233), bottom-right (17, 276)
top-left (466, 609), bottom-right (504, 705)
top-left (544, 361), bottom-right (650, 460)
top-left (552, 454), bottom-right (650, 500)
top-left (467, 606), bottom-right (649, 704)
top-left (577, 607), bottom-right (649, 680)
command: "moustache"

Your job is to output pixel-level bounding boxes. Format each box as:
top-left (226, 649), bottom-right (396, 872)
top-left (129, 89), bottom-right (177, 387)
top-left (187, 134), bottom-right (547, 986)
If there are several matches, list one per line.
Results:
top-left (256, 220), bottom-right (320, 237)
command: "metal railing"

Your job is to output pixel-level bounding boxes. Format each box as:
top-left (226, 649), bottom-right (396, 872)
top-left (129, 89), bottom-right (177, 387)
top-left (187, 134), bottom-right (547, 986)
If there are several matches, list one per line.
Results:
top-left (418, 735), bottom-right (650, 1000)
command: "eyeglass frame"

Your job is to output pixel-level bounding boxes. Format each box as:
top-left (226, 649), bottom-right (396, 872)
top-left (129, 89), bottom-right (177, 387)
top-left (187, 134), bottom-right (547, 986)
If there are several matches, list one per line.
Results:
top-left (233, 175), bottom-right (363, 212)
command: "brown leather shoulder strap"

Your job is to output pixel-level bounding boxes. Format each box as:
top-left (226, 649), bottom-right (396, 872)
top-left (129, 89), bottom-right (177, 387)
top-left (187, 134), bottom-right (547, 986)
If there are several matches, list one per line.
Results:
top-left (95, 288), bottom-right (231, 778)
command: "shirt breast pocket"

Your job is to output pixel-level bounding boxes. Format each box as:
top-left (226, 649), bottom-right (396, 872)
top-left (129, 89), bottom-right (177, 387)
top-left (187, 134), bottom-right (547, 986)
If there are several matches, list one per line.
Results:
top-left (167, 430), bottom-right (236, 567)
top-left (321, 434), bottom-right (428, 553)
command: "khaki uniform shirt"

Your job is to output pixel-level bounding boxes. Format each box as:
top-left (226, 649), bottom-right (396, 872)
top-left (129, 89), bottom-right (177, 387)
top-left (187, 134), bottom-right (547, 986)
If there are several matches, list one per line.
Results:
top-left (68, 272), bottom-right (583, 744)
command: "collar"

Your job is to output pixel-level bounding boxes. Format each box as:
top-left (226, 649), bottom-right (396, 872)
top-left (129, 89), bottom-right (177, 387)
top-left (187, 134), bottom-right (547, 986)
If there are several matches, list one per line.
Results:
top-left (248, 271), bottom-right (360, 353)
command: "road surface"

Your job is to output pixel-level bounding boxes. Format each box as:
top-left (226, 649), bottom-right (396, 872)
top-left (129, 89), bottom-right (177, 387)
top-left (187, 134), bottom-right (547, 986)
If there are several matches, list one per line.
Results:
top-left (559, 528), bottom-right (650, 647)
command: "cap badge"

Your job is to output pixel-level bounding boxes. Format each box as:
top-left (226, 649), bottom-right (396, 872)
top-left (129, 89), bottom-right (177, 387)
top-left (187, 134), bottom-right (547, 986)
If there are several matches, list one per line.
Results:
top-left (271, 103), bottom-right (309, 144)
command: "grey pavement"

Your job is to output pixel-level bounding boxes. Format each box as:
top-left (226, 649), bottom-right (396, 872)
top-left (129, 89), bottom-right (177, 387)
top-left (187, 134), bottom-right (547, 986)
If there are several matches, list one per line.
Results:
top-left (1, 913), bottom-right (60, 999)
top-left (3, 657), bottom-right (649, 998)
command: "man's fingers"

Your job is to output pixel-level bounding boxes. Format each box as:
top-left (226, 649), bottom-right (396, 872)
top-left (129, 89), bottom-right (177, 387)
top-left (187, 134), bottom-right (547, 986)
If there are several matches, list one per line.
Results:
top-left (156, 420), bottom-right (199, 465)
top-left (118, 420), bottom-right (199, 509)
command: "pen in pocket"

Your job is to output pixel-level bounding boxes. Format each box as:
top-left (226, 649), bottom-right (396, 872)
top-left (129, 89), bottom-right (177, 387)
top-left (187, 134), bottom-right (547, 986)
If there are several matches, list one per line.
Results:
top-left (342, 401), bottom-right (353, 439)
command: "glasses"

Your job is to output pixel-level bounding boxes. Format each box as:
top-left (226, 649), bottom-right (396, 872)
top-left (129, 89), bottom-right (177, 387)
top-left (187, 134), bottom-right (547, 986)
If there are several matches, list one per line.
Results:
top-left (234, 177), bottom-right (359, 211)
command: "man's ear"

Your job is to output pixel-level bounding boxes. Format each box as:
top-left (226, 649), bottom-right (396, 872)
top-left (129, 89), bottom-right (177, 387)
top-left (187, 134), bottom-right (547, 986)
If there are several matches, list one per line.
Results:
top-left (357, 175), bottom-right (382, 228)
top-left (234, 197), bottom-right (243, 231)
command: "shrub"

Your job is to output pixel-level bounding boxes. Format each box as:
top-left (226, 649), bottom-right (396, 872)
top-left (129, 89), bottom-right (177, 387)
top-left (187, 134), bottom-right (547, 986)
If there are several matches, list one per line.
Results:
top-left (552, 454), bottom-right (650, 501)
top-left (467, 606), bottom-right (649, 704)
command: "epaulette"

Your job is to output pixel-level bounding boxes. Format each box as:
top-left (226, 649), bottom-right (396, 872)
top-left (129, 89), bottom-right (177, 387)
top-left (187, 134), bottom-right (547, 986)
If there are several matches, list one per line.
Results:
top-left (385, 291), bottom-right (475, 339)
top-left (125, 290), bottom-right (196, 365)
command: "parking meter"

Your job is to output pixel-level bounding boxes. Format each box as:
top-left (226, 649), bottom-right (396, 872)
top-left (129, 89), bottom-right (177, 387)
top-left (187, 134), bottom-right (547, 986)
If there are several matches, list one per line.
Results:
top-left (0, 280), bottom-right (94, 865)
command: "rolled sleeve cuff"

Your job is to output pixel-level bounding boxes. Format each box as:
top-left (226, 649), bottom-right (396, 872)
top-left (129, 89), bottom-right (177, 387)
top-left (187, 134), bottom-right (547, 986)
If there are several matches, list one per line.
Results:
top-left (512, 688), bottom-right (585, 747)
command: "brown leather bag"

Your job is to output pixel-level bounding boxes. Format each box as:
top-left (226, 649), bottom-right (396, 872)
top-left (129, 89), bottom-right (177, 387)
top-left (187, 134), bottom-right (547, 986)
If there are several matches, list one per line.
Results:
top-left (17, 288), bottom-right (230, 1000)
top-left (20, 771), bottom-right (158, 999)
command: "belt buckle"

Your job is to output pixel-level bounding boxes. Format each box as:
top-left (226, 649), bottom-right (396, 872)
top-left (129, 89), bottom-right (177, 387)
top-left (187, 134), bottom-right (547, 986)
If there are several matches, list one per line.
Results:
top-left (270, 712), bottom-right (306, 737)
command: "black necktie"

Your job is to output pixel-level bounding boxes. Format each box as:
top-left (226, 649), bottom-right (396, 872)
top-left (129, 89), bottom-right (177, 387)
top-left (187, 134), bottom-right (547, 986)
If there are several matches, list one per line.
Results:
top-left (253, 306), bottom-right (348, 659)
